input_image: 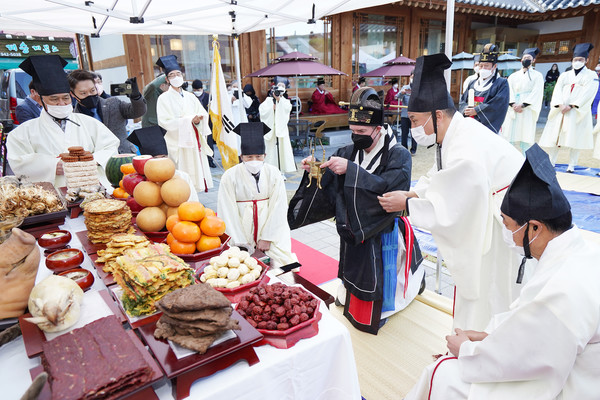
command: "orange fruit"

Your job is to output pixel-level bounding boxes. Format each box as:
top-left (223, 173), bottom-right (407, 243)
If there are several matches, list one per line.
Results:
top-left (178, 201), bottom-right (205, 222)
top-left (172, 221), bottom-right (201, 243)
top-left (119, 179), bottom-right (124, 190)
top-left (170, 239), bottom-right (196, 254)
top-left (166, 215), bottom-right (181, 232)
top-left (112, 187), bottom-right (129, 198)
top-left (196, 235), bottom-right (222, 252)
top-left (166, 232), bottom-right (175, 245)
top-left (199, 216), bottom-right (226, 237)
top-left (120, 163), bottom-right (136, 175)
top-left (204, 208), bottom-right (216, 217)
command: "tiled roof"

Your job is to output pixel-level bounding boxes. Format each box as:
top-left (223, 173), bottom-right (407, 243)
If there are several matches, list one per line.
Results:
top-left (457, 0), bottom-right (600, 12)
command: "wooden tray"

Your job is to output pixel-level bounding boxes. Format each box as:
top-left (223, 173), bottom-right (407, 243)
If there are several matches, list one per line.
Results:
top-left (29, 329), bottom-right (163, 400)
top-left (138, 311), bottom-right (262, 400)
top-left (18, 289), bottom-right (126, 358)
top-left (254, 308), bottom-right (322, 349)
top-left (88, 252), bottom-right (116, 286)
top-left (149, 233), bottom-right (231, 262)
top-left (75, 230), bottom-right (106, 255)
top-left (193, 259), bottom-right (271, 303)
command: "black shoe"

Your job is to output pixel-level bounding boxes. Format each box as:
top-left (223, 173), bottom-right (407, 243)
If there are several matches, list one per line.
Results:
top-left (335, 297), bottom-right (344, 307)
top-left (410, 149), bottom-right (416, 155)
top-left (379, 318), bottom-right (388, 328)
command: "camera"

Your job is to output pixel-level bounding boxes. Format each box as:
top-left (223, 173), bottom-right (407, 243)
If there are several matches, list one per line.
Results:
top-left (110, 83), bottom-right (132, 96)
top-left (272, 86), bottom-right (285, 97)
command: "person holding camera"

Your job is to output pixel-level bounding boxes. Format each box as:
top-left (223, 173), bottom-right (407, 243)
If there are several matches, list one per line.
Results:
top-left (259, 83), bottom-right (295, 174)
top-left (156, 55), bottom-right (213, 192)
top-left (68, 69), bottom-right (146, 154)
top-left (230, 80), bottom-right (252, 127)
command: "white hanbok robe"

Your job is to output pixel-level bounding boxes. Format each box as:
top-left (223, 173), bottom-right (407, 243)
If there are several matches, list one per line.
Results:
top-left (539, 67), bottom-right (598, 150)
top-left (231, 92), bottom-right (251, 127)
top-left (462, 74), bottom-right (477, 94)
top-left (6, 110), bottom-right (119, 189)
top-left (217, 163), bottom-right (297, 267)
top-left (157, 87), bottom-right (213, 192)
top-left (259, 97), bottom-right (296, 173)
top-left (502, 68), bottom-right (544, 145)
top-left (593, 102), bottom-right (600, 159)
top-left (409, 113), bottom-right (524, 331)
top-left (406, 226), bottom-right (600, 400)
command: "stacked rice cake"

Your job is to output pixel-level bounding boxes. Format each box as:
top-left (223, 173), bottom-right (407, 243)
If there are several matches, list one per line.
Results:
top-left (60, 146), bottom-right (101, 200)
top-left (41, 315), bottom-right (152, 400)
top-left (113, 243), bottom-right (195, 316)
top-left (154, 283), bottom-right (240, 354)
top-left (83, 199), bottom-right (134, 244)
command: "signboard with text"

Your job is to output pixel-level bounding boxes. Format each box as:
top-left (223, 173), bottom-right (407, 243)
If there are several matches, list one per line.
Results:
top-left (0, 37), bottom-right (76, 60)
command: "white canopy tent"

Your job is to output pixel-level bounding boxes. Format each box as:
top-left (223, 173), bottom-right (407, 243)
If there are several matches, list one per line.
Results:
top-left (0, 0), bottom-right (397, 121)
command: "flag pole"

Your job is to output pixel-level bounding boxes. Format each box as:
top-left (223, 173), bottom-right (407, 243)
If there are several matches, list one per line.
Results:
top-left (233, 35), bottom-right (245, 124)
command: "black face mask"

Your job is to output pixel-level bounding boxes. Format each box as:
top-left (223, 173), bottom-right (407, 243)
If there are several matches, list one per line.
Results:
top-left (351, 128), bottom-right (376, 150)
top-left (76, 94), bottom-right (99, 110)
top-left (522, 59), bottom-right (532, 68)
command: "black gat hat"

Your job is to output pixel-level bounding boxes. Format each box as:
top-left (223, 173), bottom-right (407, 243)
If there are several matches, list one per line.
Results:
top-left (19, 55), bottom-right (70, 96)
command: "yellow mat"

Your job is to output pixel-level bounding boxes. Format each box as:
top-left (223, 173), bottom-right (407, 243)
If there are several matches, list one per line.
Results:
top-left (320, 281), bottom-right (452, 399)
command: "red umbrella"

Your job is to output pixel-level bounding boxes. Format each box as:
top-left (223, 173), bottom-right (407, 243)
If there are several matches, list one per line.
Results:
top-left (362, 56), bottom-right (416, 78)
top-left (246, 51), bottom-right (346, 119)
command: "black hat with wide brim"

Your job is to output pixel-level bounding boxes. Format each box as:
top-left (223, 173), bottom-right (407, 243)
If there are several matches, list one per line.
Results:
top-left (19, 55), bottom-right (70, 96)
top-left (501, 144), bottom-right (570, 221)
top-left (233, 122), bottom-right (270, 155)
top-left (573, 43), bottom-right (594, 59)
top-left (127, 126), bottom-right (168, 156)
top-left (156, 55), bottom-right (181, 76)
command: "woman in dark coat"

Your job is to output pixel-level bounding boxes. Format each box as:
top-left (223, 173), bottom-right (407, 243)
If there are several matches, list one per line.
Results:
top-left (243, 83), bottom-right (261, 122)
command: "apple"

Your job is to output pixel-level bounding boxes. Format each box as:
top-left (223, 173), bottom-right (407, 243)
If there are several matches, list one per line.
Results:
top-left (126, 196), bottom-right (145, 213)
top-left (132, 155), bottom-right (153, 175)
top-left (122, 173), bottom-right (146, 195)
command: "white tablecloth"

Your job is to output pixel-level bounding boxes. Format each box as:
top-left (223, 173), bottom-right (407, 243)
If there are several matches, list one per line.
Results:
top-left (0, 217), bottom-right (362, 400)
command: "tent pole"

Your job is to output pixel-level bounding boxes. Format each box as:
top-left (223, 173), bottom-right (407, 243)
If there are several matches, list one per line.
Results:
top-left (444, 0), bottom-right (455, 91)
top-left (296, 76), bottom-right (299, 122)
top-left (233, 35), bottom-right (245, 123)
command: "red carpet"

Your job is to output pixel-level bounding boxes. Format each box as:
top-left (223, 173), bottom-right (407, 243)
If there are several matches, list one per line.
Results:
top-left (291, 239), bottom-right (339, 285)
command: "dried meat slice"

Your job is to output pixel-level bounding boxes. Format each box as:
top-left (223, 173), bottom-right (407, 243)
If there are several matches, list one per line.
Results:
top-left (41, 316), bottom-right (152, 400)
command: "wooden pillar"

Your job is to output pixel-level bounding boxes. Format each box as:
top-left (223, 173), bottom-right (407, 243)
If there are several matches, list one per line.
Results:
top-left (240, 31), bottom-right (268, 99)
top-left (331, 13), bottom-right (353, 102)
top-left (583, 10), bottom-right (600, 68)
top-left (123, 35), bottom-right (154, 89)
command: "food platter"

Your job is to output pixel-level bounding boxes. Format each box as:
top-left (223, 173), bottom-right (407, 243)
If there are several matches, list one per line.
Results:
top-left (18, 289), bottom-right (125, 358)
top-left (161, 234), bottom-right (231, 263)
top-left (29, 328), bottom-right (164, 400)
top-left (109, 285), bottom-right (163, 329)
top-left (137, 311), bottom-right (263, 400)
top-left (193, 259), bottom-right (271, 303)
top-left (254, 307), bottom-right (322, 349)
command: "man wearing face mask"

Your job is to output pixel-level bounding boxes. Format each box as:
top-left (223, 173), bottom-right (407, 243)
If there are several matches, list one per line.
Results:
top-left (462, 54), bottom-right (480, 94)
top-left (404, 144), bottom-right (600, 400)
top-left (540, 43), bottom-right (598, 172)
top-left (6, 55), bottom-right (119, 189)
top-left (501, 48), bottom-right (544, 155)
top-left (156, 55), bottom-right (213, 192)
top-left (378, 53), bottom-right (523, 332)
top-left (217, 122), bottom-right (298, 267)
top-left (68, 69), bottom-right (147, 154)
top-left (296, 87), bottom-right (425, 335)
top-left (459, 44), bottom-right (509, 134)
top-left (259, 82), bottom-right (295, 174)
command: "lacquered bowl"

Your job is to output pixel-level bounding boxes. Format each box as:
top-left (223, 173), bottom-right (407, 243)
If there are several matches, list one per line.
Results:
top-left (58, 268), bottom-right (95, 291)
top-left (45, 248), bottom-right (84, 273)
top-left (38, 230), bottom-right (72, 250)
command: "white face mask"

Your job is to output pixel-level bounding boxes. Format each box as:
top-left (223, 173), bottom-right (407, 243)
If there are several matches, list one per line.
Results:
top-left (169, 76), bottom-right (184, 88)
top-left (479, 67), bottom-right (494, 80)
top-left (501, 223), bottom-right (527, 256)
top-left (46, 104), bottom-right (73, 119)
top-left (244, 160), bottom-right (263, 175)
top-left (473, 66), bottom-right (480, 74)
top-left (393, 83), bottom-right (399, 89)
top-left (96, 83), bottom-right (104, 96)
top-left (410, 114), bottom-right (436, 147)
top-left (572, 60), bottom-right (585, 70)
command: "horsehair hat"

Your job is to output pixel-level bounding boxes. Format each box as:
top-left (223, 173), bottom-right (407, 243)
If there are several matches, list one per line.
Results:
top-left (408, 53), bottom-right (454, 113)
top-left (233, 122), bottom-right (270, 155)
top-left (358, 76), bottom-right (366, 84)
top-left (156, 55), bottom-right (180, 75)
top-left (19, 55), bottom-right (69, 96)
top-left (573, 43), bottom-right (594, 59)
top-left (316, 77), bottom-right (326, 85)
top-left (348, 87), bottom-right (384, 126)
top-left (501, 144), bottom-right (570, 222)
top-left (523, 47), bottom-right (540, 58)
top-left (480, 43), bottom-right (499, 64)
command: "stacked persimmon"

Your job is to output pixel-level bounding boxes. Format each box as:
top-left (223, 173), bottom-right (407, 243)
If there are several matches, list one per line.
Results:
top-left (165, 201), bottom-right (227, 255)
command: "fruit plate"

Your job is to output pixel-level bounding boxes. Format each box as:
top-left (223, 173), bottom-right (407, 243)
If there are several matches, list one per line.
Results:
top-left (172, 234), bottom-right (231, 262)
top-left (142, 229), bottom-right (169, 242)
top-left (29, 329), bottom-right (163, 400)
top-left (193, 259), bottom-right (270, 303)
